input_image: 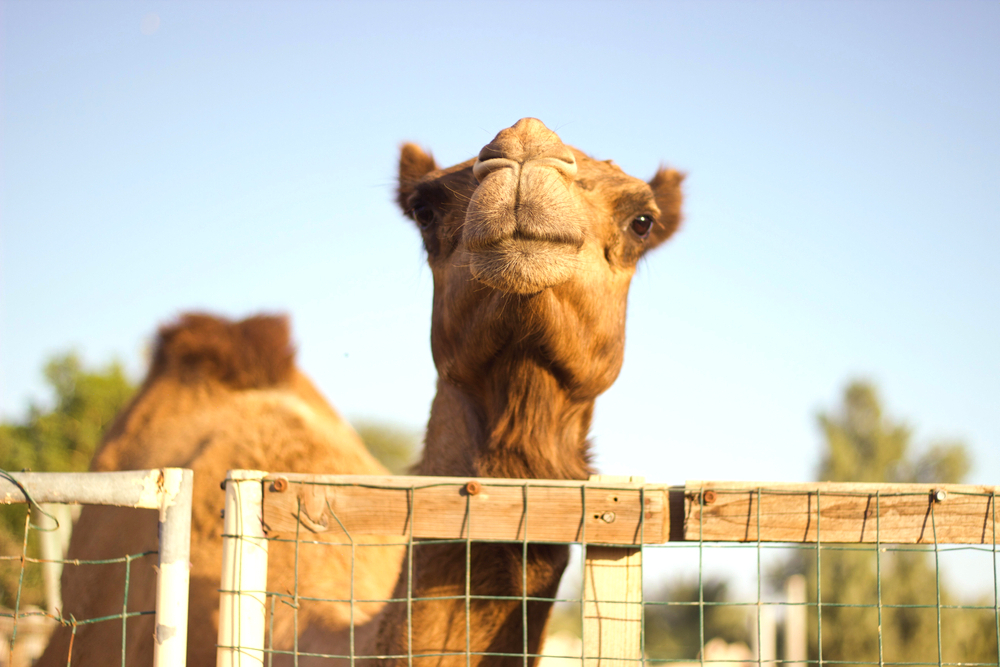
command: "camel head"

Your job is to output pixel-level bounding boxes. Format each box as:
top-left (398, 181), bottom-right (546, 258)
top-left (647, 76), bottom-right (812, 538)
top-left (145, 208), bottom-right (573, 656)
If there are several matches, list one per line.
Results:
top-left (398, 118), bottom-right (684, 401)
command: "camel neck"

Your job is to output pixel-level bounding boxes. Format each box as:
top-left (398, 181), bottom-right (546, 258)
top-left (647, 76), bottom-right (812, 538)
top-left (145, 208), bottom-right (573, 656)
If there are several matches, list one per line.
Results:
top-left (419, 358), bottom-right (594, 481)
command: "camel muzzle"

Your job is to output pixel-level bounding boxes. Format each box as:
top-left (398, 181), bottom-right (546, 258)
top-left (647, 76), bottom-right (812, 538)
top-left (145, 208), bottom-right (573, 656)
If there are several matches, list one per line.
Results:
top-left (463, 119), bottom-right (587, 294)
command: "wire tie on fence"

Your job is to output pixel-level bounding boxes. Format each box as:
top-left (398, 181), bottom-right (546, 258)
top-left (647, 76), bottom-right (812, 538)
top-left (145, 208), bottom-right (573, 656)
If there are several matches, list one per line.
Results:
top-left (0, 467), bottom-right (61, 530)
top-left (66, 615), bottom-right (79, 667)
top-left (324, 496), bottom-right (358, 667)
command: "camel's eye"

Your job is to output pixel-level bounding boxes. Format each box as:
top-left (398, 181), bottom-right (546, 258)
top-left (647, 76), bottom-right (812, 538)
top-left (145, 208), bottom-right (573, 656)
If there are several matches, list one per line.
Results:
top-left (411, 203), bottom-right (436, 229)
top-left (630, 215), bottom-right (654, 239)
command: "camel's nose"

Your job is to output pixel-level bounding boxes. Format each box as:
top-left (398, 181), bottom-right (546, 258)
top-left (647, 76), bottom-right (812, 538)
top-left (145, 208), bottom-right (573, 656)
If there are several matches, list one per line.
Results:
top-left (473, 118), bottom-right (577, 183)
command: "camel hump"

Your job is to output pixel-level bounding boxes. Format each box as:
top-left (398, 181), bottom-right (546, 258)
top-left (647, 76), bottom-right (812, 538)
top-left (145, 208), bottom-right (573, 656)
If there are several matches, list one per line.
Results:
top-left (151, 313), bottom-right (296, 389)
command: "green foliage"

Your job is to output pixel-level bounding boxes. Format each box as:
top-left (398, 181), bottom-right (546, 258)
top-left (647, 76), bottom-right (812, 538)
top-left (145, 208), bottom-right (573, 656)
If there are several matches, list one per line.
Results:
top-left (803, 380), bottom-right (994, 664)
top-left (0, 352), bottom-right (135, 608)
top-left (644, 576), bottom-right (749, 660)
top-left (0, 353), bottom-right (135, 475)
top-left (817, 381), bottom-right (969, 484)
top-left (354, 419), bottom-right (421, 474)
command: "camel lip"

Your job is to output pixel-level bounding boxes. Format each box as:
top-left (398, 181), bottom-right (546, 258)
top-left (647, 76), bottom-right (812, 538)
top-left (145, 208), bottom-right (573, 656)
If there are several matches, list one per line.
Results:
top-left (465, 232), bottom-right (584, 255)
top-left (512, 228), bottom-right (583, 246)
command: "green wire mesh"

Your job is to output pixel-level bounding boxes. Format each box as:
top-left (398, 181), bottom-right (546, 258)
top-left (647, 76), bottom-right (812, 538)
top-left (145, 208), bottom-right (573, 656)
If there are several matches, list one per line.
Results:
top-left (223, 479), bottom-right (998, 667)
top-left (1, 501), bottom-right (157, 667)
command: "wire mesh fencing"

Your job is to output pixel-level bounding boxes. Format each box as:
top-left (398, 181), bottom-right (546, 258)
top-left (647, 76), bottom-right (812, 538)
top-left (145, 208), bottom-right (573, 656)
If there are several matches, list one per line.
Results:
top-left (0, 469), bottom-right (193, 667)
top-left (641, 482), bottom-right (999, 667)
top-left (218, 473), bottom-right (998, 667)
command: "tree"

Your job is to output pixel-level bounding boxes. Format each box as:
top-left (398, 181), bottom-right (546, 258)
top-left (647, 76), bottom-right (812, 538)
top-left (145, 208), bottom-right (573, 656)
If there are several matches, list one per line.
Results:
top-left (1, 354), bottom-right (135, 475)
top-left (800, 380), bottom-right (995, 664)
top-left (354, 419), bottom-right (421, 474)
top-left (0, 353), bottom-right (135, 608)
top-left (644, 576), bottom-right (750, 660)
top-left (817, 382), bottom-right (969, 485)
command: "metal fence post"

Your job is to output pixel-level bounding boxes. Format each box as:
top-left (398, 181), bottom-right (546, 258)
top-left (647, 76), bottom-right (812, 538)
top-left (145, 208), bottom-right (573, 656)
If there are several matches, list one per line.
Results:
top-left (155, 468), bottom-right (194, 667)
top-left (218, 470), bottom-right (269, 667)
top-left (1, 469), bottom-right (194, 665)
top-left (36, 503), bottom-right (73, 617)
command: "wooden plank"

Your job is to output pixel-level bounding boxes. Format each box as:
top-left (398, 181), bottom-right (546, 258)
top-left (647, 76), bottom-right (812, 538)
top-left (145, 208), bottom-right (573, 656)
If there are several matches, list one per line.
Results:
top-left (682, 481), bottom-right (999, 544)
top-left (583, 546), bottom-right (643, 666)
top-left (260, 475), bottom-right (998, 546)
top-left (261, 474), bottom-right (667, 544)
top-left (583, 476), bottom-right (644, 667)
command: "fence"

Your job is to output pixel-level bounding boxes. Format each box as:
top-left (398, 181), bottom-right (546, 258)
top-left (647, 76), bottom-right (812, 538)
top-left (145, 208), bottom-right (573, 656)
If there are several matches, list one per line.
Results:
top-left (0, 469), bottom-right (193, 667)
top-left (218, 472), bottom-right (999, 667)
top-left (3, 471), bottom-right (996, 665)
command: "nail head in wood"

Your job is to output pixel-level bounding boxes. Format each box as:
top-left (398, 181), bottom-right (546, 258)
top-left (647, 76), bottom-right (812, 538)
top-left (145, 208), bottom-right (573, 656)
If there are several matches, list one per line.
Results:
top-left (702, 490), bottom-right (717, 505)
top-left (465, 481), bottom-right (482, 496)
top-left (271, 478), bottom-right (289, 493)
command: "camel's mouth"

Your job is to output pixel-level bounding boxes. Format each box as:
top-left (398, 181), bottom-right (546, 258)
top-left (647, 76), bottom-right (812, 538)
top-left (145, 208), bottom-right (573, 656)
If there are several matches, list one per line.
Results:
top-left (468, 237), bottom-right (581, 294)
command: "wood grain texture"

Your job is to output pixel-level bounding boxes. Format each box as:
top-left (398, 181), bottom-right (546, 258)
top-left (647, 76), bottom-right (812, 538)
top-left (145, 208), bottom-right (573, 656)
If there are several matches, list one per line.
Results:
top-left (583, 546), bottom-right (643, 667)
top-left (261, 474), bottom-right (667, 545)
top-left (682, 481), bottom-right (998, 544)
top-left (255, 473), bottom-right (998, 546)
top-left (582, 475), bottom-right (644, 666)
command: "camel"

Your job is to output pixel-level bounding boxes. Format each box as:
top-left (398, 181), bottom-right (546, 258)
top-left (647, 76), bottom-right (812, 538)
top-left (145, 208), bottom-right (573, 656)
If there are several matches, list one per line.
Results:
top-left (36, 313), bottom-right (403, 666)
top-left (369, 118), bottom-right (684, 666)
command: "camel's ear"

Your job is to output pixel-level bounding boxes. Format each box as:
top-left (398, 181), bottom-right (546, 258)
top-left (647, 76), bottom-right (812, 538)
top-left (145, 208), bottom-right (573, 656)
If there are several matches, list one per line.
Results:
top-left (397, 143), bottom-right (437, 212)
top-left (648, 167), bottom-right (685, 248)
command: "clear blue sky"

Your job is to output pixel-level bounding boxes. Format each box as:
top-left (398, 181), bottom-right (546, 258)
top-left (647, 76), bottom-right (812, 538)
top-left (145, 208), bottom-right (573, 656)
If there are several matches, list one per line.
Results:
top-left (2, 0), bottom-right (997, 500)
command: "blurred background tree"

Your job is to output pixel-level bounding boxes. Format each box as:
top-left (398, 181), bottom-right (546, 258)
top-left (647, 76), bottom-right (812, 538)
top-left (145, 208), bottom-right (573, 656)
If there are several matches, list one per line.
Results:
top-left (0, 353), bottom-right (135, 607)
top-left (791, 380), bottom-right (995, 664)
top-left (354, 419), bottom-right (421, 474)
top-left (1, 353), bottom-right (135, 475)
top-left (644, 576), bottom-right (750, 660)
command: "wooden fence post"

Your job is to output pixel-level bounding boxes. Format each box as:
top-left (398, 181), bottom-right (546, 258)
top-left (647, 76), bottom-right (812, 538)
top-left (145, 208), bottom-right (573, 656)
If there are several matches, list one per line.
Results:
top-left (583, 475), bottom-right (644, 667)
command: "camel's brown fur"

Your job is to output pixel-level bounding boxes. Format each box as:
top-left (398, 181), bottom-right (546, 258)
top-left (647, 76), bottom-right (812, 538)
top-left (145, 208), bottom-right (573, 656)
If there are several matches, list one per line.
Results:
top-left (371, 118), bottom-right (684, 666)
top-left (37, 313), bottom-right (402, 667)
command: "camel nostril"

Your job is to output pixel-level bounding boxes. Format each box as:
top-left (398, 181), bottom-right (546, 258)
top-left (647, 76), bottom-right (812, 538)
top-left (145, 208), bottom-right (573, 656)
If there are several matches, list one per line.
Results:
top-left (472, 156), bottom-right (519, 183)
top-left (473, 118), bottom-right (578, 183)
top-left (473, 154), bottom-right (577, 184)
top-left (532, 155), bottom-right (577, 179)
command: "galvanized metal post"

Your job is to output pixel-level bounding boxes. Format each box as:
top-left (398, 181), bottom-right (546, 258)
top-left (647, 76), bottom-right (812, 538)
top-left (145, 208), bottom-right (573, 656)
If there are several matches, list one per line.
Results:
top-left (1, 469), bottom-right (194, 665)
top-left (36, 503), bottom-right (73, 617)
top-left (217, 470), bottom-right (269, 667)
top-left (154, 468), bottom-right (193, 667)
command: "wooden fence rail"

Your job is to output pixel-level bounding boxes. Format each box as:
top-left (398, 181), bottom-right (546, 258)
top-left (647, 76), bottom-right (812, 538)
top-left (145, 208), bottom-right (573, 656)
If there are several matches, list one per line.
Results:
top-left (260, 474), bottom-right (998, 546)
